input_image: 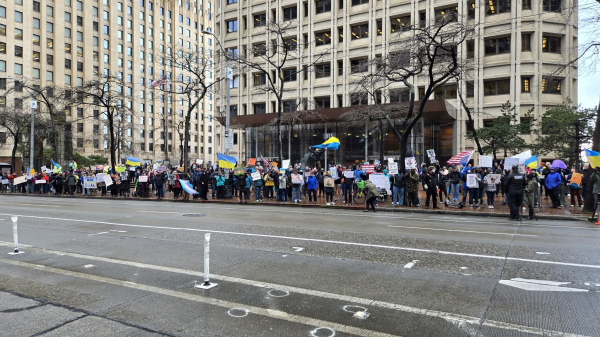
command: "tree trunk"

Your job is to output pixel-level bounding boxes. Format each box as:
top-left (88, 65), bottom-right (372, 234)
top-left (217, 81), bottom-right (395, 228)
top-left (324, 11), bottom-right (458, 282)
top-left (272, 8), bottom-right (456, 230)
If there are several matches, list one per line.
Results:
top-left (276, 95), bottom-right (283, 166)
top-left (593, 102), bottom-right (600, 152)
top-left (378, 119), bottom-right (384, 164)
top-left (108, 107), bottom-right (117, 173)
top-left (184, 103), bottom-right (191, 173)
top-left (458, 92), bottom-right (483, 155)
top-left (10, 133), bottom-right (19, 172)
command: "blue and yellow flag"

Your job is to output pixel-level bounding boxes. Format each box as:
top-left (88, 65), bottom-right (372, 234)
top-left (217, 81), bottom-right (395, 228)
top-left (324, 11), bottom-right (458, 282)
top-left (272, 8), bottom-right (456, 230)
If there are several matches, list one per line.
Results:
top-left (524, 155), bottom-right (537, 169)
top-left (585, 149), bottom-right (600, 168)
top-left (51, 159), bottom-right (62, 173)
top-left (217, 153), bottom-right (236, 169)
top-left (126, 155), bottom-right (141, 167)
top-left (311, 137), bottom-right (340, 150)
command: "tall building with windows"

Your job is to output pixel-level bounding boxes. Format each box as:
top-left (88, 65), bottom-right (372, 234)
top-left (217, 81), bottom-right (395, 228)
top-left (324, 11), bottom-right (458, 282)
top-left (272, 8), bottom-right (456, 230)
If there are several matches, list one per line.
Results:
top-left (213, 0), bottom-right (577, 165)
top-left (0, 0), bottom-right (215, 169)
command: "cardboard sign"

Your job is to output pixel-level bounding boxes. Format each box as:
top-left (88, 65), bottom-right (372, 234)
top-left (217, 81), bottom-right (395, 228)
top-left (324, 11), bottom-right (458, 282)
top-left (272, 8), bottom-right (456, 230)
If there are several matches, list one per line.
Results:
top-left (388, 162), bottom-right (398, 175)
top-left (426, 149), bottom-right (436, 158)
top-left (138, 175), bottom-right (148, 182)
top-left (129, 167), bottom-right (136, 171)
top-left (291, 174), bottom-right (303, 184)
top-left (369, 174), bottom-right (391, 194)
top-left (272, 162), bottom-right (278, 167)
top-left (196, 159), bottom-right (203, 165)
top-left (41, 166), bottom-right (48, 172)
top-left (329, 167), bottom-right (337, 178)
top-left (570, 172), bottom-right (583, 187)
top-left (83, 177), bottom-right (97, 189)
top-left (387, 158), bottom-right (394, 164)
top-left (486, 174), bottom-right (501, 184)
top-left (251, 172), bottom-right (261, 181)
top-left (14, 176), bottom-right (26, 185)
top-left (343, 171), bottom-right (354, 178)
top-left (504, 157), bottom-right (520, 170)
top-left (282, 159), bottom-right (290, 169)
top-left (466, 174), bottom-right (478, 188)
top-left (405, 157), bottom-right (417, 170)
top-left (116, 166), bottom-right (126, 173)
top-left (479, 156), bottom-right (493, 168)
top-left (1, 179), bottom-right (8, 184)
top-left (29, 169), bottom-right (35, 175)
top-left (103, 175), bottom-right (113, 187)
top-left (96, 173), bottom-right (105, 183)
top-left (248, 158), bottom-right (256, 166)
top-left (35, 179), bottom-right (47, 184)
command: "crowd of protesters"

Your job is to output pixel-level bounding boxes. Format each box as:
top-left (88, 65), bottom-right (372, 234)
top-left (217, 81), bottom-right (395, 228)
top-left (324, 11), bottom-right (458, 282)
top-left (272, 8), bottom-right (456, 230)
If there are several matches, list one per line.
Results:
top-left (2, 159), bottom-right (599, 220)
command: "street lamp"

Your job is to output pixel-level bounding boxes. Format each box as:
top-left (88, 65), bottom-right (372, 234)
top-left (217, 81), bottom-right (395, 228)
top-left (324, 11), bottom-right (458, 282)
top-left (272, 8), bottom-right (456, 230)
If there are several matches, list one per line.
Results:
top-left (201, 30), bottom-right (232, 156)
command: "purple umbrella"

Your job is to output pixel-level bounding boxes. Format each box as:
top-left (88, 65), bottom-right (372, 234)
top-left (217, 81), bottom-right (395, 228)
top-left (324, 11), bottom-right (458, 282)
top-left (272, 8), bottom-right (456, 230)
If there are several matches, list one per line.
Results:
top-left (552, 159), bottom-right (567, 169)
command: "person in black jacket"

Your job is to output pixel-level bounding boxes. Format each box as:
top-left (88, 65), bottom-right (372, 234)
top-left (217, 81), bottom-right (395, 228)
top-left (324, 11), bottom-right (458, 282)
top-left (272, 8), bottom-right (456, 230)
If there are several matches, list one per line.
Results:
top-left (504, 165), bottom-right (526, 221)
top-left (423, 166), bottom-right (440, 209)
top-left (449, 166), bottom-right (461, 202)
top-left (436, 165), bottom-right (448, 204)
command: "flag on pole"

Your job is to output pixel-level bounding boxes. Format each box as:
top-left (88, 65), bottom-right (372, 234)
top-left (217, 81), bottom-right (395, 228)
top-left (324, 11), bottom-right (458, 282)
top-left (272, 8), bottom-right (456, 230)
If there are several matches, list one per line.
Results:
top-left (51, 159), bottom-right (62, 173)
top-left (217, 153), bottom-right (236, 169)
top-left (585, 149), bottom-right (600, 168)
top-left (260, 153), bottom-right (270, 167)
top-left (125, 155), bottom-right (141, 167)
top-left (524, 155), bottom-right (538, 169)
top-left (447, 151), bottom-right (474, 165)
top-left (150, 75), bottom-right (167, 88)
top-left (179, 179), bottom-right (199, 195)
top-left (310, 137), bottom-right (340, 150)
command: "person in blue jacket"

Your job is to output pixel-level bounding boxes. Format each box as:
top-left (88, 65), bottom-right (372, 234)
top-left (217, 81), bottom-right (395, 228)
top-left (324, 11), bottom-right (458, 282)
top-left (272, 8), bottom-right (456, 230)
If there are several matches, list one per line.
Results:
top-left (244, 172), bottom-right (253, 203)
top-left (306, 171), bottom-right (318, 203)
top-left (253, 172), bottom-right (263, 202)
top-left (545, 166), bottom-right (562, 208)
top-left (215, 171), bottom-right (225, 200)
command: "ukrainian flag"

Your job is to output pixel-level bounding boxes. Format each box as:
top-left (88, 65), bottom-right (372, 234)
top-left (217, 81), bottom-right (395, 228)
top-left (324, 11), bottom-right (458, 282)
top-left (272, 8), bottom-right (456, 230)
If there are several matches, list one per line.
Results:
top-left (51, 159), bottom-right (62, 173)
top-left (311, 137), bottom-right (340, 150)
top-left (585, 149), bottom-right (600, 168)
top-left (524, 155), bottom-right (538, 169)
top-left (126, 155), bottom-right (141, 167)
top-left (217, 153), bottom-right (236, 169)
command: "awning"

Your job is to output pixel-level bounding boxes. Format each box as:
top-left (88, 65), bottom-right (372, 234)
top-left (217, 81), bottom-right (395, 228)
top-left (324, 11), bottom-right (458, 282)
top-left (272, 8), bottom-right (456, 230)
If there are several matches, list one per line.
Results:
top-left (216, 99), bottom-right (452, 129)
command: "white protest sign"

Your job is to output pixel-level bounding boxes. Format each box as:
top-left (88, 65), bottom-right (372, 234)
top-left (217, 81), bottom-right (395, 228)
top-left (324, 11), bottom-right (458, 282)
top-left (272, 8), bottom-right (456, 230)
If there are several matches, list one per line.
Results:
top-left (138, 175), bottom-right (148, 182)
top-left (518, 164), bottom-right (525, 174)
top-left (41, 166), bottom-right (48, 173)
top-left (251, 172), bottom-right (261, 181)
top-left (196, 159), bottom-right (203, 165)
top-left (129, 167), bottom-right (136, 171)
top-left (405, 157), bottom-right (417, 170)
top-left (83, 177), bottom-right (97, 189)
top-left (14, 176), bottom-right (26, 185)
top-left (329, 167), bottom-right (337, 178)
top-left (103, 175), bottom-right (113, 187)
top-left (343, 171), bottom-right (354, 179)
top-left (486, 174), bottom-right (501, 183)
top-left (96, 173), bottom-right (105, 183)
top-left (479, 155), bottom-right (493, 168)
top-left (1, 179), bottom-right (8, 184)
top-left (387, 157), bottom-right (394, 164)
top-left (35, 179), bottom-right (46, 184)
top-left (504, 157), bottom-right (520, 170)
top-left (466, 174), bottom-right (478, 188)
top-left (282, 159), bottom-right (290, 169)
top-left (369, 174), bottom-right (391, 194)
top-left (388, 162), bottom-right (398, 175)
top-left (426, 149), bottom-right (436, 158)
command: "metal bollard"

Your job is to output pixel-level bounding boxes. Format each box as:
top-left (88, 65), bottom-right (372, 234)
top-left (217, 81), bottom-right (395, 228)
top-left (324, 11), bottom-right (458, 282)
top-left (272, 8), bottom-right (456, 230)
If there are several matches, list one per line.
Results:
top-left (195, 233), bottom-right (217, 289)
top-left (8, 217), bottom-right (24, 255)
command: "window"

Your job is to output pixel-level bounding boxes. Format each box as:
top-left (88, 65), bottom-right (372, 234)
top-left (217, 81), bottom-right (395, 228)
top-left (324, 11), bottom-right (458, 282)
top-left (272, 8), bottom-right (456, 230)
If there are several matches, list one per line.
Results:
top-left (542, 0), bottom-right (561, 12)
top-left (65, 28), bottom-right (71, 38)
top-left (522, 34), bottom-right (531, 51)
top-left (77, 62), bottom-right (83, 71)
top-left (0, 24), bottom-right (4, 36)
top-left (541, 77), bottom-right (561, 94)
top-left (466, 40), bottom-right (475, 58)
top-left (65, 12), bottom-right (71, 22)
top-left (484, 36), bottom-right (511, 55)
top-left (46, 5), bottom-right (53, 16)
top-left (315, 63), bottom-right (331, 78)
top-left (34, 1), bottom-right (41, 12)
top-left (352, 0), bottom-right (368, 6)
top-left (15, 11), bottom-right (23, 22)
top-left (15, 46), bottom-right (22, 57)
top-left (435, 6), bottom-right (458, 22)
top-left (0, 42), bottom-right (4, 54)
top-left (283, 68), bottom-right (297, 82)
top-left (47, 54), bottom-right (53, 65)
top-left (315, 0), bottom-right (331, 14)
top-left (523, 0), bottom-right (532, 10)
top-left (254, 13), bottom-right (266, 27)
top-left (253, 73), bottom-right (266, 85)
top-left (283, 6), bottom-right (297, 20)
top-left (33, 18), bottom-right (40, 29)
top-left (434, 84), bottom-right (457, 99)
top-left (391, 16), bottom-right (410, 32)
top-left (227, 19), bottom-right (238, 32)
top-left (0, 6), bottom-right (5, 18)
top-left (47, 38), bottom-right (53, 49)
top-left (253, 42), bottom-right (267, 56)
top-left (77, 123), bottom-right (83, 132)
top-left (350, 23), bottom-right (368, 40)
top-left (542, 36), bottom-right (561, 53)
top-left (486, 0), bottom-right (511, 15)
top-left (315, 31), bottom-right (331, 46)
top-left (46, 71), bottom-right (53, 81)
top-left (14, 63), bottom-right (23, 75)
top-left (228, 0), bottom-right (237, 4)
top-left (315, 96), bottom-right (330, 109)
top-left (254, 103), bottom-right (266, 114)
top-left (390, 89), bottom-right (410, 102)
top-left (483, 79), bottom-right (510, 95)
top-left (468, 1), bottom-right (476, 19)
top-left (350, 93), bottom-right (368, 106)
top-left (350, 58), bottom-right (368, 73)
top-left (77, 138), bottom-right (83, 147)
top-left (65, 59), bottom-right (71, 69)
top-left (15, 28), bottom-right (22, 40)
top-left (77, 47), bottom-right (83, 57)
top-left (65, 43), bottom-right (71, 53)
top-left (77, 31), bottom-right (83, 41)
top-left (521, 77), bottom-right (531, 93)
top-left (33, 51), bottom-right (42, 63)
top-left (77, 16), bottom-right (83, 26)
top-left (32, 68), bottom-right (40, 78)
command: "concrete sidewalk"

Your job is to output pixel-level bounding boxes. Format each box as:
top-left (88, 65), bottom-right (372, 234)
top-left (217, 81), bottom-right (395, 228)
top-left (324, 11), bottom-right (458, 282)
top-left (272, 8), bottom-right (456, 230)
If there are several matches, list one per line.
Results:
top-left (3, 186), bottom-right (590, 222)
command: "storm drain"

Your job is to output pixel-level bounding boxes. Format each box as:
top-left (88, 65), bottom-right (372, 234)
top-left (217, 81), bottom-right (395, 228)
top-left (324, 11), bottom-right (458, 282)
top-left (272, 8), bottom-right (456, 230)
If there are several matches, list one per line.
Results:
top-left (183, 214), bottom-right (207, 217)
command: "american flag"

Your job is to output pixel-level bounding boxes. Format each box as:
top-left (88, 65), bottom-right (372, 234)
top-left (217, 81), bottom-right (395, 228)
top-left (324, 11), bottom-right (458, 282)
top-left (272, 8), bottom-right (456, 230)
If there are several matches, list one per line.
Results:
top-left (447, 151), bottom-right (474, 165)
top-left (150, 75), bottom-right (167, 88)
top-left (260, 154), bottom-right (270, 167)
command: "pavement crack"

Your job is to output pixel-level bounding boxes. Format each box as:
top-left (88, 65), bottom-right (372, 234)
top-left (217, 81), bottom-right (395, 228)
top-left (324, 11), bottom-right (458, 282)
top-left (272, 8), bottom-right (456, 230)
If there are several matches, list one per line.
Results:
top-left (0, 302), bottom-right (47, 313)
top-left (30, 314), bottom-right (89, 337)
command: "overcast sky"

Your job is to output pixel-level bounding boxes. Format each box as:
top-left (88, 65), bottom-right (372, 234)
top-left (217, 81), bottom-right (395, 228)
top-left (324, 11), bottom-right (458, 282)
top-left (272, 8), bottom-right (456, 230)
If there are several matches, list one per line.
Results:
top-left (577, 0), bottom-right (599, 110)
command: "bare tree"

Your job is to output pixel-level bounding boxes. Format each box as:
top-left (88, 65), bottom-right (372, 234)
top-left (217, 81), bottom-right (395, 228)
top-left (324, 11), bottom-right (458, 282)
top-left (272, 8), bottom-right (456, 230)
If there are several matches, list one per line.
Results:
top-left (231, 20), bottom-right (329, 165)
top-left (159, 47), bottom-right (224, 172)
top-left (0, 99), bottom-right (31, 171)
top-left (74, 74), bottom-right (135, 172)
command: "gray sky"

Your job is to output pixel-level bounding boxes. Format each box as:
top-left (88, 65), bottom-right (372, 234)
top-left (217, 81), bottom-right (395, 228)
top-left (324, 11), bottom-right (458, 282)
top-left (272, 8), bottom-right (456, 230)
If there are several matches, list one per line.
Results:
top-left (577, 0), bottom-right (599, 110)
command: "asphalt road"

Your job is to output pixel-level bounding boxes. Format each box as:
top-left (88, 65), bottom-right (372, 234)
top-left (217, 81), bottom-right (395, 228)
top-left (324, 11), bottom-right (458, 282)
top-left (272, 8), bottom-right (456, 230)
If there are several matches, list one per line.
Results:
top-left (0, 195), bottom-right (599, 337)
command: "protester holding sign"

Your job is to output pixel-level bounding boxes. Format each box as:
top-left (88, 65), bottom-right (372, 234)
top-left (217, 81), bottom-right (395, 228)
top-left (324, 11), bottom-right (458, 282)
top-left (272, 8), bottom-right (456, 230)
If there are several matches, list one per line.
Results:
top-left (568, 169), bottom-right (583, 207)
top-left (406, 169), bottom-right (420, 207)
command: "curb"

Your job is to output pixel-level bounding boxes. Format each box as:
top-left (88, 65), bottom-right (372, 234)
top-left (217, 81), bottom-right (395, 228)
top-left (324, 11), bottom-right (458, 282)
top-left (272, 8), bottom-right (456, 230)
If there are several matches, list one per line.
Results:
top-left (1, 192), bottom-right (589, 222)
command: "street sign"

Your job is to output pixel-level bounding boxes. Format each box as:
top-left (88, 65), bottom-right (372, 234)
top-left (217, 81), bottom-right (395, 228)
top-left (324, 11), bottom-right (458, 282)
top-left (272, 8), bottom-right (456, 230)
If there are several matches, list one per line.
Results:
top-left (225, 134), bottom-right (234, 150)
top-left (30, 100), bottom-right (37, 109)
top-left (226, 67), bottom-right (233, 80)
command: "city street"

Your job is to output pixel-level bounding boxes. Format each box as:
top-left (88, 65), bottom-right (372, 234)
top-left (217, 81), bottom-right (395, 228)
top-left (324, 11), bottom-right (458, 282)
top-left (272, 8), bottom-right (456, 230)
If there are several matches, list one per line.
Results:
top-left (0, 195), bottom-right (599, 336)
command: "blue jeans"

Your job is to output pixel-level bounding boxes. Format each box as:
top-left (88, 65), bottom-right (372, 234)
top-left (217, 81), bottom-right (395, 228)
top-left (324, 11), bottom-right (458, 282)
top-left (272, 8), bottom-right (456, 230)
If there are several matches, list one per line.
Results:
top-left (157, 185), bottom-right (165, 198)
top-left (393, 186), bottom-right (404, 205)
top-left (27, 181), bottom-right (33, 193)
top-left (344, 184), bottom-right (353, 204)
top-left (292, 185), bottom-right (301, 201)
top-left (278, 188), bottom-right (287, 201)
top-left (254, 186), bottom-right (262, 201)
top-left (451, 183), bottom-right (460, 201)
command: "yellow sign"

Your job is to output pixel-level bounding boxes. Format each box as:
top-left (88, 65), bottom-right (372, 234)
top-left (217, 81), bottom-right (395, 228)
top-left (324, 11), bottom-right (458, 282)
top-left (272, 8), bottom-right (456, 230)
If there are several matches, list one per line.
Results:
top-left (29, 169), bottom-right (35, 175)
top-left (116, 166), bottom-right (126, 173)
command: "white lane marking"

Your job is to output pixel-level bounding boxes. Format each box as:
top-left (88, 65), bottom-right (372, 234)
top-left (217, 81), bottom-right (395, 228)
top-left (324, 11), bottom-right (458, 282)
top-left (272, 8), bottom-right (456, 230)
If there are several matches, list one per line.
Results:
top-left (0, 259), bottom-right (395, 337)
top-left (137, 211), bottom-right (182, 214)
top-left (536, 252), bottom-right (550, 255)
top-left (84, 264), bottom-right (94, 268)
top-left (0, 245), bottom-right (579, 336)
top-left (267, 289), bottom-right (290, 298)
top-left (10, 203), bottom-right (62, 208)
top-left (109, 230), bottom-right (127, 233)
top-left (0, 241), bottom-right (31, 247)
top-left (499, 278), bottom-right (588, 292)
top-left (87, 232), bottom-right (109, 236)
top-left (2, 213), bottom-right (599, 270)
top-left (403, 260), bottom-right (418, 269)
top-left (227, 308), bottom-right (249, 318)
top-left (460, 267), bottom-right (468, 270)
top-left (292, 247), bottom-right (304, 252)
top-left (387, 225), bottom-right (537, 237)
top-left (310, 327), bottom-right (336, 337)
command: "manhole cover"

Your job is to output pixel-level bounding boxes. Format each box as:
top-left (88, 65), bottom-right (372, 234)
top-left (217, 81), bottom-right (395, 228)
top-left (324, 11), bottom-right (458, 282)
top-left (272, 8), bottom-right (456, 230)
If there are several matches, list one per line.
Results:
top-left (183, 214), bottom-right (207, 217)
